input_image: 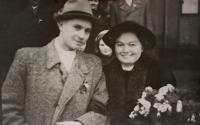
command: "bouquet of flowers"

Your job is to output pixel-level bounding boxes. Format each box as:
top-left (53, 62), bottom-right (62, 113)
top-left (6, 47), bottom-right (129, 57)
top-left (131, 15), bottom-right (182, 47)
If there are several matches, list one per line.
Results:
top-left (129, 84), bottom-right (182, 120)
top-left (129, 84), bottom-right (200, 124)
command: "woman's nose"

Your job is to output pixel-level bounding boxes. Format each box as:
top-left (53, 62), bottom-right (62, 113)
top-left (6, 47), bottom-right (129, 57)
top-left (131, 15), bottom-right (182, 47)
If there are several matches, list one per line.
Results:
top-left (122, 45), bottom-right (130, 52)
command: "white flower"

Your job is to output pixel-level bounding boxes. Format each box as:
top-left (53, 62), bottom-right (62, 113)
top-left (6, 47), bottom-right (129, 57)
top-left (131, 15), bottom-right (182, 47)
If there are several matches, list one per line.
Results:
top-left (155, 94), bottom-right (164, 101)
top-left (157, 112), bottom-right (161, 117)
top-left (154, 102), bottom-right (172, 113)
top-left (191, 114), bottom-right (196, 122)
top-left (129, 113), bottom-right (137, 119)
top-left (145, 86), bottom-right (153, 92)
top-left (158, 84), bottom-right (175, 96)
top-left (139, 109), bottom-right (146, 115)
top-left (138, 98), bottom-right (151, 110)
top-left (167, 104), bottom-right (172, 112)
top-left (176, 100), bottom-right (183, 112)
top-left (129, 112), bottom-right (137, 119)
top-left (141, 92), bottom-right (147, 98)
top-left (153, 103), bottom-right (160, 109)
top-left (158, 86), bottom-right (168, 96)
top-left (134, 105), bottom-right (140, 112)
top-left (166, 84), bottom-right (175, 92)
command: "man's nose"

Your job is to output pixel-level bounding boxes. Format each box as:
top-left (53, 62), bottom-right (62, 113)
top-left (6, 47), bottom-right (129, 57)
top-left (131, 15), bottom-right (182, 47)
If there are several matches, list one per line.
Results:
top-left (78, 30), bottom-right (86, 40)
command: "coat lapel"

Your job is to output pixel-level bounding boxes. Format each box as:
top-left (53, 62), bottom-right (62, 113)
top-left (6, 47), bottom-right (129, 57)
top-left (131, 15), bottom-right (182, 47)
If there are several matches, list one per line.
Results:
top-left (46, 39), bottom-right (60, 69)
top-left (51, 52), bottom-right (89, 125)
top-left (119, 0), bottom-right (130, 12)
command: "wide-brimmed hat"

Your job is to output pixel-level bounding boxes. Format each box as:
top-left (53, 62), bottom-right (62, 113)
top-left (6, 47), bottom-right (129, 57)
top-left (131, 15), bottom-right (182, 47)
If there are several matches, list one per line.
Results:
top-left (103, 21), bottom-right (156, 50)
top-left (54, 0), bottom-right (99, 25)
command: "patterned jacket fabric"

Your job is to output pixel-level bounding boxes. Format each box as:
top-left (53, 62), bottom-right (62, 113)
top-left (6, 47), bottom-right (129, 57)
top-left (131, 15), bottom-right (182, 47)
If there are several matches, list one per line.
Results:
top-left (2, 40), bottom-right (108, 125)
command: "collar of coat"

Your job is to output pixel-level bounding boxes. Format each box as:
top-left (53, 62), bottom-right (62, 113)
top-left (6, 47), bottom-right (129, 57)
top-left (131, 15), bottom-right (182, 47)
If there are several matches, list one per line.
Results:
top-left (106, 55), bottom-right (153, 112)
top-left (46, 39), bottom-right (89, 74)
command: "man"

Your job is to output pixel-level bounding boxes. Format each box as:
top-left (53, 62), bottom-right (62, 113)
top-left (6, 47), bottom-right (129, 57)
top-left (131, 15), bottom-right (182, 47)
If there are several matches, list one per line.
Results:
top-left (110, 0), bottom-right (154, 32)
top-left (1, 0), bottom-right (108, 125)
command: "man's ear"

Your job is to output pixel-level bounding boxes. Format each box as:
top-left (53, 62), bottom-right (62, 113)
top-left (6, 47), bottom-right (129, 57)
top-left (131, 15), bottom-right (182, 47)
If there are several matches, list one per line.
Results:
top-left (57, 21), bottom-right (63, 30)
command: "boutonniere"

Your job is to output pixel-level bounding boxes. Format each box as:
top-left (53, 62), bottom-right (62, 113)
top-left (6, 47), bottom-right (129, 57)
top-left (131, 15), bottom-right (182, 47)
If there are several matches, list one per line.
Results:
top-left (79, 80), bottom-right (90, 94)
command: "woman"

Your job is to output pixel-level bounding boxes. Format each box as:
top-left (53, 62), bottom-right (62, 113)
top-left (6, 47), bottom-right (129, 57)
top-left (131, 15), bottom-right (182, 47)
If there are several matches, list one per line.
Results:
top-left (102, 21), bottom-right (176, 125)
top-left (94, 30), bottom-right (113, 66)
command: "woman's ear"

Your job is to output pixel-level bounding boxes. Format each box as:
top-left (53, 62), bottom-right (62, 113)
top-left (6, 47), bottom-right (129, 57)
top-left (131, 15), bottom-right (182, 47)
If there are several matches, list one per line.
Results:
top-left (141, 46), bottom-right (144, 53)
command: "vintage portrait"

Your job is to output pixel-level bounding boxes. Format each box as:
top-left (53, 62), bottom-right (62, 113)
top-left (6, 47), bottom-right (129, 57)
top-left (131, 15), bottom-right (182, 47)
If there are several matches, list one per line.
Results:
top-left (0, 0), bottom-right (200, 125)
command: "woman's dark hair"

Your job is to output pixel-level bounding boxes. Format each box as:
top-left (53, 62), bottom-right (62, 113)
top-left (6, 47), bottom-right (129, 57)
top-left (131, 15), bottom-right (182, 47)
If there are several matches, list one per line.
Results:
top-left (94, 30), bottom-right (109, 55)
top-left (111, 30), bottom-right (152, 52)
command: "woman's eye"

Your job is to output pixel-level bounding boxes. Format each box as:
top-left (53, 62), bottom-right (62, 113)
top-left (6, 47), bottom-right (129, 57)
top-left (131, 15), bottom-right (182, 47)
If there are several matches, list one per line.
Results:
top-left (116, 43), bottom-right (123, 47)
top-left (85, 29), bottom-right (91, 34)
top-left (129, 43), bottom-right (136, 46)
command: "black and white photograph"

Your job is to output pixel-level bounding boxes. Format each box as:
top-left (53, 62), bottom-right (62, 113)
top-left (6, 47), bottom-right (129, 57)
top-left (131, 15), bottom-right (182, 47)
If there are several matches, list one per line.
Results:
top-left (0, 0), bottom-right (200, 125)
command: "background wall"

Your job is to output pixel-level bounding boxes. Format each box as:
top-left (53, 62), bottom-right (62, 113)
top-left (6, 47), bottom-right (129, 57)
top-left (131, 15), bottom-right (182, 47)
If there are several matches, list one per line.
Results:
top-left (179, 16), bottom-right (199, 47)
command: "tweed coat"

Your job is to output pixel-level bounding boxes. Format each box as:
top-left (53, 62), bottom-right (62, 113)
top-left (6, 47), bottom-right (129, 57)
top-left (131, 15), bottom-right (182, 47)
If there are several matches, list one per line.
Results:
top-left (2, 40), bottom-right (108, 125)
top-left (104, 55), bottom-right (176, 125)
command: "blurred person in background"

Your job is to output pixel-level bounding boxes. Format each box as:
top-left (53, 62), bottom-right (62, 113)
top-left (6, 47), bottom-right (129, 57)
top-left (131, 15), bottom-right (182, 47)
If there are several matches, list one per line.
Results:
top-left (86, 0), bottom-right (112, 53)
top-left (109, 0), bottom-right (154, 32)
top-left (94, 30), bottom-right (113, 67)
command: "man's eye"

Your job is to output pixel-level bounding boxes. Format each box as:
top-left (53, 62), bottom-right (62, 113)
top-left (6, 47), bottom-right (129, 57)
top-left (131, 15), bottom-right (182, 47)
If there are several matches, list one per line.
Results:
top-left (74, 25), bottom-right (82, 30)
top-left (85, 29), bottom-right (91, 34)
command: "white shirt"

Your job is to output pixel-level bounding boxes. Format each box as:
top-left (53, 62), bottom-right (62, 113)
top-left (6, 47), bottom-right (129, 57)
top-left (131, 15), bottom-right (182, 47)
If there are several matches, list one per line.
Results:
top-left (55, 39), bottom-right (76, 73)
top-left (125, 0), bottom-right (133, 6)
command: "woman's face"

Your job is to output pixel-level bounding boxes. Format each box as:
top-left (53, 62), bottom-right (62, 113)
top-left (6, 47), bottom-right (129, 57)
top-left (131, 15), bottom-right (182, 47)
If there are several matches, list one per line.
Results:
top-left (99, 39), bottom-right (112, 56)
top-left (115, 32), bottom-right (143, 65)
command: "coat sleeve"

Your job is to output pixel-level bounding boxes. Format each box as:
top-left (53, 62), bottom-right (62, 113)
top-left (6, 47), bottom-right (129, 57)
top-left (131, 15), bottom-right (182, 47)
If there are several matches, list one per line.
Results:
top-left (76, 59), bottom-right (109, 125)
top-left (144, 0), bottom-right (155, 32)
top-left (1, 49), bottom-right (28, 125)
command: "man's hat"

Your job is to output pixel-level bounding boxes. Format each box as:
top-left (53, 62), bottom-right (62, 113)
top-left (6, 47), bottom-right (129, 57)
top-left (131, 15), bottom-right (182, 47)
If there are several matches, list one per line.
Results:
top-left (54, 0), bottom-right (99, 25)
top-left (103, 21), bottom-right (156, 50)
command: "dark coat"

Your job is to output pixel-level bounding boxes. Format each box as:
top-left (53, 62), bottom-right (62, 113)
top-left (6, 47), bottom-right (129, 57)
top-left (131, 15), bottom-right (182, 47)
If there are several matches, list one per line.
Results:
top-left (104, 55), bottom-right (176, 125)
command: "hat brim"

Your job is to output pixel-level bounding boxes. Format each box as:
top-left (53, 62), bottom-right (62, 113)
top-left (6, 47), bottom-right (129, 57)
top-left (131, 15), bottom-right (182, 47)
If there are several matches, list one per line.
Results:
top-left (103, 21), bottom-right (156, 50)
top-left (55, 11), bottom-right (99, 26)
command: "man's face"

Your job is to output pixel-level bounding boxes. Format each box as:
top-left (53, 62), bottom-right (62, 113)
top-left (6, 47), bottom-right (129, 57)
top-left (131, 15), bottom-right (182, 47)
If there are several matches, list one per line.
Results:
top-left (88, 0), bottom-right (99, 10)
top-left (58, 19), bottom-right (92, 51)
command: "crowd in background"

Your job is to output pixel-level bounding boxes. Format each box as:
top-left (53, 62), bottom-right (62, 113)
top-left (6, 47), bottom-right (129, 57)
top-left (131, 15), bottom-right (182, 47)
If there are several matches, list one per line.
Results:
top-left (0, 0), bottom-right (155, 54)
top-left (0, 0), bottom-right (157, 82)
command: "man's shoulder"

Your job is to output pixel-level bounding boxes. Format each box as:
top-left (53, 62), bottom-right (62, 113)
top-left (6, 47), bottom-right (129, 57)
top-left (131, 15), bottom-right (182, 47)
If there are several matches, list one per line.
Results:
top-left (81, 53), bottom-right (102, 65)
top-left (79, 53), bottom-right (102, 70)
top-left (16, 46), bottom-right (47, 59)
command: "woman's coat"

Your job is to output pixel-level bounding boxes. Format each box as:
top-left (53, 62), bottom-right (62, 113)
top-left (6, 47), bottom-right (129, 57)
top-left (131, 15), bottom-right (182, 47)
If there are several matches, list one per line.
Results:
top-left (105, 55), bottom-right (176, 125)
